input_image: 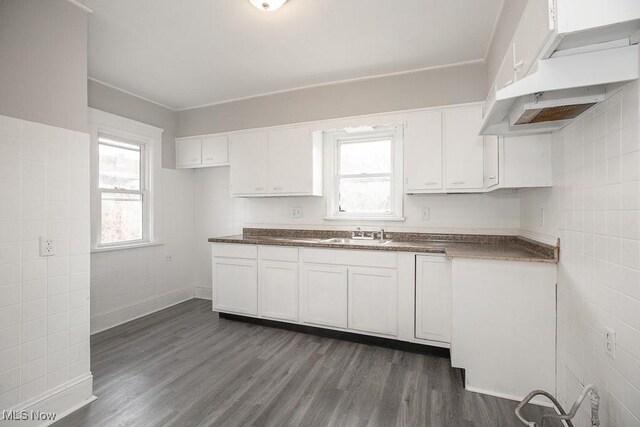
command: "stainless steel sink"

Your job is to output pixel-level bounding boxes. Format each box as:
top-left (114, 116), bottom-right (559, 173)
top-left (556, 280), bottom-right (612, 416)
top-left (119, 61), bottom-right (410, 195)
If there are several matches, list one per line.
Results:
top-left (320, 238), bottom-right (392, 245)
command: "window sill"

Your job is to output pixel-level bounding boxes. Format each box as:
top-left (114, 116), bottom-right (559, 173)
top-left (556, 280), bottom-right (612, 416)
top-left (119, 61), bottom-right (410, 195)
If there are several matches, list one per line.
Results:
top-left (324, 216), bottom-right (406, 222)
top-left (91, 241), bottom-right (164, 253)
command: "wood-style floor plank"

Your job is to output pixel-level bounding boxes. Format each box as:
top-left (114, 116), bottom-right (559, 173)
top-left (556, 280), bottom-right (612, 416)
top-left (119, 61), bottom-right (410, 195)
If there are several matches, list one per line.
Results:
top-left (54, 299), bottom-right (555, 427)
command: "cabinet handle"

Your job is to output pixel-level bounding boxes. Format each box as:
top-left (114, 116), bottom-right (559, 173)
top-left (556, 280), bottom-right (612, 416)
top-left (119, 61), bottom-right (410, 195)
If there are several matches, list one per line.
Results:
top-left (205, 157), bottom-right (214, 161)
top-left (513, 59), bottom-right (524, 71)
top-left (254, 187), bottom-right (264, 191)
top-left (191, 157), bottom-right (199, 162)
top-left (424, 182), bottom-right (438, 185)
top-left (273, 186), bottom-right (283, 191)
top-left (451, 181), bottom-right (465, 185)
top-left (488, 176), bottom-right (496, 180)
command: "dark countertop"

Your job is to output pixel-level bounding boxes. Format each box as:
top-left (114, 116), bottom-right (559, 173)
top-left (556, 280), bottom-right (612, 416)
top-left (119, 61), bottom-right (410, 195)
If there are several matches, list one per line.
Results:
top-left (209, 229), bottom-right (559, 264)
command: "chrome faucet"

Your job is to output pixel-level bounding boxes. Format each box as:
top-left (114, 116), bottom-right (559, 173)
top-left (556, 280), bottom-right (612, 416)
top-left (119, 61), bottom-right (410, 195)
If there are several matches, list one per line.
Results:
top-left (380, 228), bottom-right (385, 241)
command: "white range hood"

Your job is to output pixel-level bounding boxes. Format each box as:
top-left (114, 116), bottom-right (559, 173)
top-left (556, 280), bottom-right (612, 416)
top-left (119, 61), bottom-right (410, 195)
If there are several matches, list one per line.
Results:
top-left (481, 44), bottom-right (640, 135)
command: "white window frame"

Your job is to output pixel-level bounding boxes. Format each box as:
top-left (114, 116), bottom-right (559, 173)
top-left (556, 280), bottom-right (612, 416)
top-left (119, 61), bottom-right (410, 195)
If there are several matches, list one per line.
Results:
top-left (325, 124), bottom-right (404, 221)
top-left (88, 108), bottom-right (163, 251)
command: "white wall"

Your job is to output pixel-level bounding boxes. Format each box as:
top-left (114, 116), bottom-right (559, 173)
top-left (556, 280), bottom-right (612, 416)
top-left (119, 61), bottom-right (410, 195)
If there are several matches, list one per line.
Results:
top-left (521, 81), bottom-right (640, 426)
top-left (193, 167), bottom-right (244, 299)
top-left (0, 114), bottom-right (93, 416)
top-left (90, 168), bottom-right (196, 333)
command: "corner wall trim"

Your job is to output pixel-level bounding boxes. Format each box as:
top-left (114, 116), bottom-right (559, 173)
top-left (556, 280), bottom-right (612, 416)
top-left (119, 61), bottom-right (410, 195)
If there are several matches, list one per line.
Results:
top-left (65, 0), bottom-right (93, 13)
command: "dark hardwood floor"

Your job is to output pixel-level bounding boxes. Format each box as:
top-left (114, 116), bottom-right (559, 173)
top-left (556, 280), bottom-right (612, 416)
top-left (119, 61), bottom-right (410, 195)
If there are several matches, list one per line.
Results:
top-left (55, 299), bottom-right (553, 427)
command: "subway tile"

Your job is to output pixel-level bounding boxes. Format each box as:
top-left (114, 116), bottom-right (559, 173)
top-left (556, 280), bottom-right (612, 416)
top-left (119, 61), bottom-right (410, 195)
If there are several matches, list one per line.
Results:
top-left (0, 325), bottom-right (19, 350)
top-left (47, 366), bottom-right (69, 389)
top-left (0, 157), bottom-right (20, 181)
top-left (0, 242), bottom-right (20, 265)
top-left (0, 367), bottom-right (20, 394)
top-left (22, 180), bottom-right (46, 201)
top-left (21, 356), bottom-right (46, 384)
top-left (0, 115), bottom-right (22, 138)
top-left (0, 304), bottom-right (19, 329)
top-left (48, 293), bottom-right (68, 316)
top-left (47, 349), bottom-right (68, 374)
top-left (47, 312), bottom-right (68, 335)
top-left (69, 254), bottom-right (90, 274)
top-left (22, 239), bottom-right (40, 261)
top-left (0, 388), bottom-right (20, 412)
top-left (22, 220), bottom-right (46, 241)
top-left (46, 201), bottom-right (68, 220)
top-left (46, 161), bottom-right (68, 182)
top-left (47, 256), bottom-right (69, 278)
top-left (21, 297), bottom-right (46, 323)
top-left (0, 284), bottom-right (19, 308)
top-left (0, 346), bottom-right (19, 372)
top-left (68, 306), bottom-right (89, 327)
top-left (21, 278), bottom-right (46, 302)
top-left (69, 323), bottom-right (88, 347)
top-left (22, 121), bottom-right (49, 143)
top-left (22, 200), bottom-right (46, 221)
top-left (47, 275), bottom-right (69, 297)
top-left (0, 263), bottom-right (20, 286)
top-left (20, 377), bottom-right (47, 402)
top-left (21, 160), bottom-right (46, 181)
top-left (22, 259), bottom-right (46, 282)
top-left (621, 123), bottom-right (639, 154)
top-left (0, 200), bottom-right (20, 221)
top-left (47, 181), bottom-right (69, 201)
top-left (47, 330), bottom-right (68, 354)
top-left (0, 136), bottom-right (20, 159)
top-left (69, 272), bottom-right (89, 291)
top-left (69, 289), bottom-right (89, 309)
top-left (0, 181), bottom-right (20, 201)
top-left (21, 338), bottom-right (45, 364)
top-left (21, 317), bottom-right (46, 343)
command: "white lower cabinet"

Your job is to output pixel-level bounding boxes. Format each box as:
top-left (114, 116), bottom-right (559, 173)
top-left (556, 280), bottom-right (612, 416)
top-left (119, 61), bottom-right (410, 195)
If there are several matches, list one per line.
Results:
top-left (347, 267), bottom-right (398, 336)
top-left (300, 264), bottom-right (348, 328)
top-left (212, 257), bottom-right (258, 316)
top-left (415, 255), bottom-right (451, 343)
top-left (260, 260), bottom-right (299, 321)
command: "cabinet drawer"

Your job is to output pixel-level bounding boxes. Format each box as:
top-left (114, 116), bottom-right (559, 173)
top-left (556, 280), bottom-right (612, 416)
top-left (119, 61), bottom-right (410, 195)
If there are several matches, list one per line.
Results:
top-left (301, 248), bottom-right (397, 269)
top-left (212, 244), bottom-right (257, 259)
top-left (259, 245), bottom-right (299, 262)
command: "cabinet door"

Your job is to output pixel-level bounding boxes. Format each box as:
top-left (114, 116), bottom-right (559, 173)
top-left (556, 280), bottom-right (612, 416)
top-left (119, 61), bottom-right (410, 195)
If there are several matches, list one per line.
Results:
top-left (212, 258), bottom-right (258, 315)
top-left (348, 267), bottom-right (398, 336)
top-left (229, 131), bottom-right (268, 195)
top-left (202, 135), bottom-right (229, 166)
top-left (404, 111), bottom-right (443, 192)
top-left (415, 256), bottom-right (451, 343)
top-left (176, 137), bottom-right (202, 168)
top-left (259, 260), bottom-right (298, 321)
top-left (513, 0), bottom-right (554, 81)
top-left (444, 107), bottom-right (484, 190)
top-left (484, 136), bottom-right (499, 189)
top-left (268, 127), bottom-right (313, 194)
top-left (494, 42), bottom-right (516, 91)
top-left (301, 264), bottom-right (348, 328)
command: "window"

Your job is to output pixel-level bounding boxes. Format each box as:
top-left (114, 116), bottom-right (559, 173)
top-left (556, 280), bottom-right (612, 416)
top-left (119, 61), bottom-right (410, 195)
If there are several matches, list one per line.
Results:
top-left (326, 125), bottom-right (404, 220)
top-left (97, 135), bottom-right (147, 245)
top-left (89, 108), bottom-right (163, 251)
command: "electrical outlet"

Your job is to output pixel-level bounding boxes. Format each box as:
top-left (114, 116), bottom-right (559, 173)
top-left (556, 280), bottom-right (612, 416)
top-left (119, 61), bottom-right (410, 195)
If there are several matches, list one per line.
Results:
top-left (165, 255), bottom-right (173, 262)
top-left (605, 327), bottom-right (616, 359)
top-left (539, 207), bottom-right (545, 227)
top-left (39, 237), bottom-right (55, 257)
top-left (421, 207), bottom-right (430, 221)
top-left (290, 207), bottom-right (303, 218)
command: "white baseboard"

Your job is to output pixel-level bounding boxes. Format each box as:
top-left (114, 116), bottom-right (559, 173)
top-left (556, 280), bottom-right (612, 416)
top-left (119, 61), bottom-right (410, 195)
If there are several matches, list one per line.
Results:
top-left (90, 287), bottom-right (194, 334)
top-left (195, 286), bottom-right (212, 300)
top-left (464, 384), bottom-right (554, 408)
top-left (5, 374), bottom-right (95, 426)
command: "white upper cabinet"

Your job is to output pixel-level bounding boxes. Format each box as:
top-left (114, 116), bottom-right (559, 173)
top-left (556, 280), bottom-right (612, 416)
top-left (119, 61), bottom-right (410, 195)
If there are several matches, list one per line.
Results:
top-left (230, 125), bottom-right (321, 197)
top-left (512, 0), bottom-right (555, 81)
top-left (175, 137), bottom-right (202, 168)
top-left (268, 126), bottom-right (321, 195)
top-left (404, 110), bottom-right (443, 193)
top-left (444, 106), bottom-right (484, 191)
top-left (202, 135), bottom-right (229, 166)
top-left (230, 131), bottom-right (269, 196)
top-left (176, 135), bottom-right (229, 169)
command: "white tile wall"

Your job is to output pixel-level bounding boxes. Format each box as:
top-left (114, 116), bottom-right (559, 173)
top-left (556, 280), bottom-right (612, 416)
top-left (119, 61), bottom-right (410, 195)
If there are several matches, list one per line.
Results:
top-left (521, 81), bottom-right (640, 426)
top-left (89, 168), bottom-right (196, 333)
top-left (0, 114), bottom-right (91, 411)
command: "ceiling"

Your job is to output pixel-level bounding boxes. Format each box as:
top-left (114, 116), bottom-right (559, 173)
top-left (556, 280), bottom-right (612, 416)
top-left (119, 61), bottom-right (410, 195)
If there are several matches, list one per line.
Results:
top-left (84, 0), bottom-right (502, 110)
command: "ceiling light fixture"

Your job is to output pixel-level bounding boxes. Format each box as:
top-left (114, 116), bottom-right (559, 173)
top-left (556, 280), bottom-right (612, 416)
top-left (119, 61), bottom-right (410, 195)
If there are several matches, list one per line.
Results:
top-left (249, 0), bottom-right (288, 12)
